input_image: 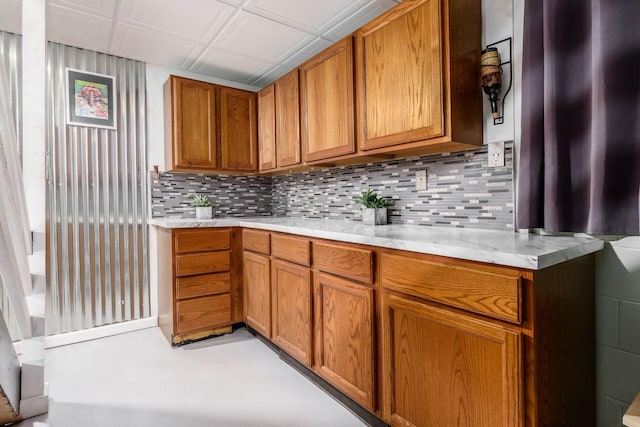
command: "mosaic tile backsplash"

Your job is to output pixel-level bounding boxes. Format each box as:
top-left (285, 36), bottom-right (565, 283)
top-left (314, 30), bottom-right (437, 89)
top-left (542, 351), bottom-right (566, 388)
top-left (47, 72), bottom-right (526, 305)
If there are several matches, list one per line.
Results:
top-left (151, 173), bottom-right (273, 218)
top-left (151, 143), bottom-right (514, 230)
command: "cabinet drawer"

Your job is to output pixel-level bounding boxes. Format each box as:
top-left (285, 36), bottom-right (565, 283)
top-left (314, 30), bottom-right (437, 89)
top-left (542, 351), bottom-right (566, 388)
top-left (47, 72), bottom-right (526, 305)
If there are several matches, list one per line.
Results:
top-left (174, 229), bottom-right (230, 254)
top-left (314, 242), bottom-right (373, 284)
top-left (380, 252), bottom-right (521, 323)
top-left (175, 251), bottom-right (230, 277)
top-left (243, 229), bottom-right (271, 255)
top-left (176, 272), bottom-right (230, 300)
top-left (176, 294), bottom-right (231, 334)
top-left (272, 234), bottom-right (311, 266)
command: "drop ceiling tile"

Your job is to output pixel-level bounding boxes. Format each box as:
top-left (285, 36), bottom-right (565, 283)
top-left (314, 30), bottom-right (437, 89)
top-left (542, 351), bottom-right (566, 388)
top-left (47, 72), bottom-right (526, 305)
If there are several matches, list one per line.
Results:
top-left (282, 37), bottom-right (333, 69)
top-left (47, 0), bottom-right (117, 18)
top-left (110, 24), bottom-right (204, 69)
top-left (47, 5), bottom-right (112, 53)
top-left (212, 10), bottom-right (315, 63)
top-left (117, 0), bottom-right (236, 44)
top-left (217, 0), bottom-right (243, 6)
top-left (190, 47), bottom-right (275, 84)
top-left (244, 0), bottom-right (369, 34)
top-left (249, 65), bottom-right (293, 88)
top-left (0, 0), bottom-right (22, 34)
top-left (323, 0), bottom-right (397, 41)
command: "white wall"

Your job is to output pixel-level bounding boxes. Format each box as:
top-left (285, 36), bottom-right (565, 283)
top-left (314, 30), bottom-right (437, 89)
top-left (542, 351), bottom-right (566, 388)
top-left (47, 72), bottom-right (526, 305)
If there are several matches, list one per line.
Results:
top-left (481, 0), bottom-right (516, 146)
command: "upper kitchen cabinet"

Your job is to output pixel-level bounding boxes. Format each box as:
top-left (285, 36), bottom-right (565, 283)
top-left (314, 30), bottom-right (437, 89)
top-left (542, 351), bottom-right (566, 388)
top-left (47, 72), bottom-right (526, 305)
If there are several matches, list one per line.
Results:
top-left (300, 37), bottom-right (356, 163)
top-left (274, 69), bottom-right (302, 168)
top-left (164, 76), bottom-right (217, 171)
top-left (257, 84), bottom-right (277, 171)
top-left (355, 0), bottom-right (482, 155)
top-left (164, 75), bottom-right (258, 174)
top-left (220, 86), bottom-right (258, 171)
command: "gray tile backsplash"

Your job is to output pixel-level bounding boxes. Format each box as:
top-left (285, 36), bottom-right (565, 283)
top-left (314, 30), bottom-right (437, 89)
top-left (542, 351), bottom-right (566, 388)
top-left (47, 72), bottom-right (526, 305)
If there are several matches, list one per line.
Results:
top-left (151, 142), bottom-right (514, 230)
top-left (151, 173), bottom-right (273, 218)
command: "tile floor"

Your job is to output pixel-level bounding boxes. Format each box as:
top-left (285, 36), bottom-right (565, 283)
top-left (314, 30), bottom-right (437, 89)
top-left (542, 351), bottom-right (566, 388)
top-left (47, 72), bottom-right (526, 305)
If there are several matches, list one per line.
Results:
top-left (13, 327), bottom-right (367, 427)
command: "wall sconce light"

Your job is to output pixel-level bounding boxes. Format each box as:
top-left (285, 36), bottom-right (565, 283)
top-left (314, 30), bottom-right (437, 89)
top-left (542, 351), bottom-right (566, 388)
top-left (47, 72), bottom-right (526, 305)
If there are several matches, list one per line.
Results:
top-left (481, 38), bottom-right (512, 125)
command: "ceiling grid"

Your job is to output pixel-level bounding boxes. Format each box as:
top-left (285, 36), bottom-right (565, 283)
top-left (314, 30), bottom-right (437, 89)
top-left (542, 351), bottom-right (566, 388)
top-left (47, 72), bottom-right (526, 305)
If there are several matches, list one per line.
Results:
top-left (0, 0), bottom-right (400, 87)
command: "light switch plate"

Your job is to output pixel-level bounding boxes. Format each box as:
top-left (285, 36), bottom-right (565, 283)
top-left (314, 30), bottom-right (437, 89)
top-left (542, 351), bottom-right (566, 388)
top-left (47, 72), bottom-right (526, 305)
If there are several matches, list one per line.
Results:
top-left (488, 141), bottom-right (505, 167)
top-left (415, 170), bottom-right (427, 191)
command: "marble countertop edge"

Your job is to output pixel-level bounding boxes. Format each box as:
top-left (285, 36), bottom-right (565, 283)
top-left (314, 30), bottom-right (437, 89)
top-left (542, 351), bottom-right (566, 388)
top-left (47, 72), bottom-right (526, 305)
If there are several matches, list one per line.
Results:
top-left (147, 217), bottom-right (604, 270)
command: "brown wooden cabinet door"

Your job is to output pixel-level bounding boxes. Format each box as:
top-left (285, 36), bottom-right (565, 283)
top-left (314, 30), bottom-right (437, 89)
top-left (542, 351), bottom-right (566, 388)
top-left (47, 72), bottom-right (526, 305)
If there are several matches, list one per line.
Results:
top-left (220, 87), bottom-right (257, 171)
top-left (170, 76), bottom-right (218, 169)
top-left (314, 273), bottom-right (375, 411)
top-left (356, 0), bottom-right (445, 151)
top-left (243, 251), bottom-right (271, 338)
top-left (382, 293), bottom-right (522, 427)
top-left (300, 37), bottom-right (355, 162)
top-left (275, 69), bottom-right (301, 167)
top-left (271, 259), bottom-right (312, 366)
top-left (258, 84), bottom-right (277, 171)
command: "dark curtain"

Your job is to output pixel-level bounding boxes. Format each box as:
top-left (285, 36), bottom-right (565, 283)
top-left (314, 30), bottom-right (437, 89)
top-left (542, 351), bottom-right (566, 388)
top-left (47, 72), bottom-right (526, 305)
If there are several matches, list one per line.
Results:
top-left (518, 0), bottom-right (640, 235)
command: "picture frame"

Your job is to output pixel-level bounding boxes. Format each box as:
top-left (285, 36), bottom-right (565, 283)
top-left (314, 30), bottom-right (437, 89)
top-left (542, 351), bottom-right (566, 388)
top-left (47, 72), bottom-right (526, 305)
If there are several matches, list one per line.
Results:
top-left (66, 68), bottom-right (117, 130)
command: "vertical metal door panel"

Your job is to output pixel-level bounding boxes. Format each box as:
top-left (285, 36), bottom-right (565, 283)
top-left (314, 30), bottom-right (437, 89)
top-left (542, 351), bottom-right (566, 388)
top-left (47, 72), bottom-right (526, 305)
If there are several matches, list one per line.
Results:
top-left (0, 31), bottom-right (22, 341)
top-left (46, 43), bottom-right (149, 335)
top-left (0, 31), bottom-right (22, 156)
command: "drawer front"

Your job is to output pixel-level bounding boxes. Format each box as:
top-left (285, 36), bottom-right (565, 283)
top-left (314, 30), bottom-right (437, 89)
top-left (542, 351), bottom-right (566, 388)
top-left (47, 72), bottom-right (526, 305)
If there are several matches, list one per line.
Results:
top-left (314, 242), bottom-right (373, 284)
top-left (176, 272), bottom-right (231, 300)
top-left (243, 229), bottom-right (271, 255)
top-left (380, 252), bottom-right (521, 323)
top-left (176, 251), bottom-right (230, 277)
top-left (176, 294), bottom-right (231, 334)
top-left (174, 229), bottom-right (230, 254)
top-left (272, 234), bottom-right (311, 266)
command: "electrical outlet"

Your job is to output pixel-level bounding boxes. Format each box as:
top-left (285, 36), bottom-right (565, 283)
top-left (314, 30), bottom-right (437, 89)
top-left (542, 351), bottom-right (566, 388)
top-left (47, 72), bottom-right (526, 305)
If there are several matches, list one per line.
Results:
top-left (488, 141), bottom-right (505, 167)
top-left (415, 170), bottom-right (427, 191)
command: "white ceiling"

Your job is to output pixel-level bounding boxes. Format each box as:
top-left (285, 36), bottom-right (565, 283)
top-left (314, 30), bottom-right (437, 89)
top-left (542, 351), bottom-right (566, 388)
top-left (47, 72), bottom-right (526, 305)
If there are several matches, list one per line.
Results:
top-left (0, 0), bottom-right (400, 88)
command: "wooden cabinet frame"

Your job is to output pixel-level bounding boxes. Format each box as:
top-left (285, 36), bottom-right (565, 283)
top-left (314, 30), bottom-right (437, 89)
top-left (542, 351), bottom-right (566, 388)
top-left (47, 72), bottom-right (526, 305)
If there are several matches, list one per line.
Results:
top-left (157, 227), bottom-right (243, 345)
top-left (155, 226), bottom-right (595, 426)
top-left (164, 75), bottom-right (258, 174)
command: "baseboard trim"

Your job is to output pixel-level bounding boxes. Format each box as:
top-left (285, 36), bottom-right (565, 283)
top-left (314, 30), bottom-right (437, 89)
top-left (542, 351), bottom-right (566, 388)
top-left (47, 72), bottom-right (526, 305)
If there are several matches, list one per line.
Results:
top-left (13, 317), bottom-right (158, 355)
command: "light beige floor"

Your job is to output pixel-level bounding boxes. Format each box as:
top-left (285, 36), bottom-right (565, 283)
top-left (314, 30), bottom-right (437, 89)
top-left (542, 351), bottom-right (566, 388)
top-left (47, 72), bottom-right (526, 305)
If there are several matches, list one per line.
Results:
top-left (14, 327), bottom-right (367, 427)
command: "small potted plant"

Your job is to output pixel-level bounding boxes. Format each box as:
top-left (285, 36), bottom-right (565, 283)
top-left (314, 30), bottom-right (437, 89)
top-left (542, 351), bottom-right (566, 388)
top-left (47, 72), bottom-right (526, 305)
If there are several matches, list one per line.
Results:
top-left (193, 195), bottom-right (213, 219)
top-left (355, 189), bottom-right (388, 225)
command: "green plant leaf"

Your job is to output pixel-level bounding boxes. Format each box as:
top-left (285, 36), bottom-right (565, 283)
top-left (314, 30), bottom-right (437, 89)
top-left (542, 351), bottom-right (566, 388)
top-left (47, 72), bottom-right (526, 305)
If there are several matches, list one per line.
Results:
top-left (354, 189), bottom-right (386, 208)
top-left (192, 195), bottom-right (212, 207)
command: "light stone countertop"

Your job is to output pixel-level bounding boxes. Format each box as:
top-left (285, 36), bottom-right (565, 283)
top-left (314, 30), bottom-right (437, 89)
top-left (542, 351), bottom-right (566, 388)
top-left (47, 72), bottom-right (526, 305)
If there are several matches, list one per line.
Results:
top-left (148, 216), bottom-right (604, 270)
top-left (625, 393), bottom-right (640, 427)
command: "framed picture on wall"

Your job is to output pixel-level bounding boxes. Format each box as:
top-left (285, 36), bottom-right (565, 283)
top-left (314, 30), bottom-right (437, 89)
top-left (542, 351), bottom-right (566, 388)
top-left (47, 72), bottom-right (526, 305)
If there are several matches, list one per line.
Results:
top-left (66, 68), bottom-right (116, 130)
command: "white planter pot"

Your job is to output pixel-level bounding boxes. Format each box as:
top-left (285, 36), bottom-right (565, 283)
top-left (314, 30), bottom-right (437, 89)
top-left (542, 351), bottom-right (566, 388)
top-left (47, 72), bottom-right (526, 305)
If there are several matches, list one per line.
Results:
top-left (363, 208), bottom-right (387, 225)
top-left (195, 206), bottom-right (212, 219)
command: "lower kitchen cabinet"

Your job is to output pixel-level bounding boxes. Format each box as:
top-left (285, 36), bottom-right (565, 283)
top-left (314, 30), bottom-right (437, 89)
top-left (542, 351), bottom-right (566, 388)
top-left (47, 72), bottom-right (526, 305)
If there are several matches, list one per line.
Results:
top-left (155, 225), bottom-right (596, 426)
top-left (382, 292), bottom-right (522, 427)
top-left (314, 272), bottom-right (375, 411)
top-left (243, 250), bottom-right (271, 338)
top-left (271, 258), bottom-right (313, 367)
top-left (157, 227), bottom-right (241, 345)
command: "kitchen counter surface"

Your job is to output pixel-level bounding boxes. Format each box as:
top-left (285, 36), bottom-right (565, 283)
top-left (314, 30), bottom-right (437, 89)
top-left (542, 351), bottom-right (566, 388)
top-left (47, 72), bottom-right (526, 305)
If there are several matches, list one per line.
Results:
top-left (624, 392), bottom-right (640, 427)
top-left (148, 217), bottom-right (604, 270)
